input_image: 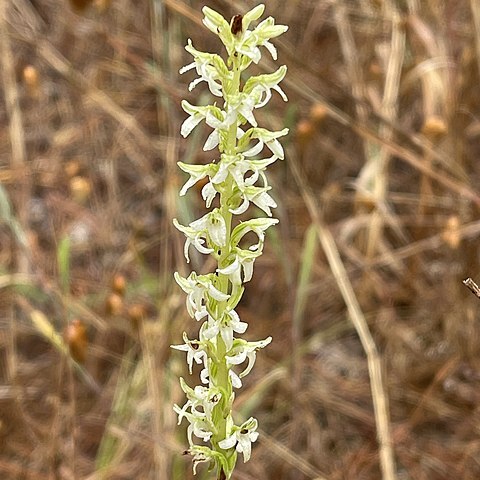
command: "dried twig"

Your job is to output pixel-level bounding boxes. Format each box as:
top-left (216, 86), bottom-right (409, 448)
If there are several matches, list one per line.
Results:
top-left (463, 278), bottom-right (480, 299)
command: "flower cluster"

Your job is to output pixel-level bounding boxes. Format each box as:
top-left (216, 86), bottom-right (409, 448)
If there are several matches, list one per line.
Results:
top-left (173, 5), bottom-right (287, 478)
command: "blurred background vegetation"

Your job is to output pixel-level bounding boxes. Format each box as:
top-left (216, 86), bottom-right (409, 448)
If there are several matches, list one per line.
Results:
top-left (1, 0), bottom-right (480, 479)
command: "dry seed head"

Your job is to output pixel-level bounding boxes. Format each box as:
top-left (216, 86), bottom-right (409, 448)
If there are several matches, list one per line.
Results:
top-left (23, 65), bottom-right (39, 91)
top-left (128, 304), bottom-right (146, 330)
top-left (296, 119), bottom-right (315, 145)
top-left (442, 215), bottom-right (461, 249)
top-left (106, 293), bottom-right (124, 316)
top-left (112, 274), bottom-right (126, 296)
top-left (309, 103), bottom-right (328, 124)
top-left (94, 0), bottom-right (112, 12)
top-left (422, 116), bottom-right (448, 138)
top-left (64, 319), bottom-right (88, 364)
top-left (69, 176), bottom-right (92, 204)
top-left (68, 0), bottom-right (93, 12)
top-left (64, 160), bottom-right (81, 178)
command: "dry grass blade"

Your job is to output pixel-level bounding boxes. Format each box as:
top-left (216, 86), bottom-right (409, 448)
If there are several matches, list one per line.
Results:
top-left (0, 0), bottom-right (30, 274)
top-left (288, 154), bottom-right (397, 480)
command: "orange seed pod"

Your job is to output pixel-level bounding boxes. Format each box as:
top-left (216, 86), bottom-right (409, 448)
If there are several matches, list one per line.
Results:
top-left (422, 116), bottom-right (448, 138)
top-left (23, 65), bottom-right (40, 97)
top-left (69, 176), bottom-right (92, 204)
top-left (128, 304), bottom-right (146, 330)
top-left (309, 103), bottom-right (328, 125)
top-left (442, 215), bottom-right (461, 249)
top-left (68, 0), bottom-right (93, 12)
top-left (64, 319), bottom-right (88, 364)
top-left (106, 293), bottom-right (123, 316)
top-left (112, 274), bottom-right (126, 296)
top-left (296, 119), bottom-right (315, 145)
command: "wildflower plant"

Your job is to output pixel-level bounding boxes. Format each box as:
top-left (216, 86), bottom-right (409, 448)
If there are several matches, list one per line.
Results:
top-left (172, 4), bottom-right (288, 478)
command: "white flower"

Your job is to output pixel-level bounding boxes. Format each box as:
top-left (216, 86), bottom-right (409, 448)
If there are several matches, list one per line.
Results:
top-left (177, 162), bottom-right (216, 196)
top-left (230, 184), bottom-right (277, 217)
top-left (174, 271), bottom-right (229, 319)
top-left (177, 377), bottom-right (221, 421)
top-left (180, 101), bottom-right (221, 137)
top-left (174, 209), bottom-right (227, 262)
top-left (243, 65), bottom-right (288, 108)
top-left (171, 332), bottom-right (208, 374)
top-left (180, 39), bottom-right (230, 97)
top-left (185, 445), bottom-right (222, 475)
top-left (239, 127), bottom-right (289, 160)
top-left (218, 417), bottom-right (259, 463)
top-left (210, 154), bottom-right (278, 197)
top-left (180, 101), bottom-right (235, 152)
top-left (230, 217), bottom-right (279, 252)
top-left (248, 16), bottom-right (288, 61)
top-left (200, 309), bottom-right (248, 350)
top-left (201, 5), bottom-right (287, 68)
top-left (227, 92), bottom-right (257, 127)
top-left (173, 403), bottom-right (214, 443)
top-left (217, 248), bottom-right (259, 285)
top-left (226, 337), bottom-right (272, 379)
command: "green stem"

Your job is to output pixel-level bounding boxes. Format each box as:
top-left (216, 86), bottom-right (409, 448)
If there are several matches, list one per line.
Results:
top-left (210, 56), bottom-right (242, 477)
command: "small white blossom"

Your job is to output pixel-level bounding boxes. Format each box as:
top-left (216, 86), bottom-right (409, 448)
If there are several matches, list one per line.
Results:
top-left (180, 101), bottom-right (236, 152)
top-left (174, 271), bottom-right (229, 319)
top-left (218, 417), bottom-right (259, 463)
top-left (226, 337), bottom-right (272, 379)
top-left (185, 445), bottom-right (224, 475)
top-left (173, 404), bottom-right (214, 443)
top-left (230, 184), bottom-right (277, 217)
top-left (200, 309), bottom-right (248, 351)
top-left (217, 248), bottom-right (259, 285)
top-left (239, 127), bottom-right (289, 160)
top-left (243, 65), bottom-right (288, 108)
top-left (177, 162), bottom-right (216, 196)
top-left (171, 332), bottom-right (208, 374)
top-left (177, 377), bottom-right (222, 421)
top-left (174, 209), bottom-right (227, 262)
top-left (230, 217), bottom-right (279, 251)
top-left (180, 39), bottom-right (230, 97)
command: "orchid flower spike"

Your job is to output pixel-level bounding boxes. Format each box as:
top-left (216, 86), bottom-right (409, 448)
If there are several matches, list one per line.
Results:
top-left (173, 5), bottom-right (288, 479)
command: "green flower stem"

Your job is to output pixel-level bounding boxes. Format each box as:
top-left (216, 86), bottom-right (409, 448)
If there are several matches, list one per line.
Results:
top-left (210, 56), bottom-right (241, 475)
